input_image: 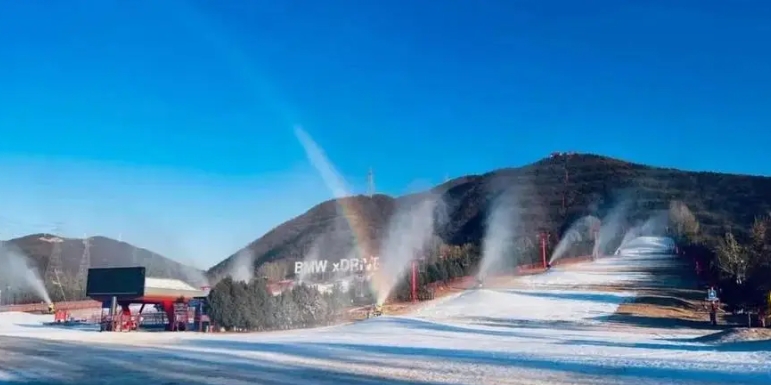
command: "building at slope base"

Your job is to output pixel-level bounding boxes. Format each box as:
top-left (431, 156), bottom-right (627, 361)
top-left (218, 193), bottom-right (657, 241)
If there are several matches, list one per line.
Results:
top-left (86, 267), bottom-right (210, 332)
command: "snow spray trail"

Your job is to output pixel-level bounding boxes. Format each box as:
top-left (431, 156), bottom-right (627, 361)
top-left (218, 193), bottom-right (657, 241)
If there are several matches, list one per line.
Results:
top-left (479, 185), bottom-right (523, 280)
top-left (550, 216), bottom-right (600, 264)
top-left (0, 243), bottom-right (51, 304)
top-left (374, 193), bottom-right (444, 305)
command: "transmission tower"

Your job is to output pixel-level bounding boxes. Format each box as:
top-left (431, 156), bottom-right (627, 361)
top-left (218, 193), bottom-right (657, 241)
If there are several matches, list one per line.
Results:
top-left (367, 167), bottom-right (375, 197)
top-left (41, 232), bottom-right (66, 302)
top-left (76, 234), bottom-right (91, 288)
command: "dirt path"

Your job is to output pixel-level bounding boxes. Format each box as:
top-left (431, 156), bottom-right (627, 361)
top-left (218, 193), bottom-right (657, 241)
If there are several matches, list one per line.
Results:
top-left (587, 254), bottom-right (721, 330)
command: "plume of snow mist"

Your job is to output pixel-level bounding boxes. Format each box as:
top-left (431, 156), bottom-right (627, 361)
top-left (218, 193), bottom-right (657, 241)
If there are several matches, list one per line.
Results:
top-left (549, 215), bottom-right (600, 264)
top-left (640, 210), bottom-right (669, 236)
top-left (0, 243), bottom-right (51, 304)
top-left (619, 224), bottom-right (642, 250)
top-left (294, 125), bottom-right (351, 199)
top-left (179, 266), bottom-right (210, 288)
top-left (297, 241), bottom-right (322, 282)
top-left (617, 210), bottom-right (667, 251)
top-left (228, 248), bottom-right (255, 283)
top-left (374, 193), bottom-right (444, 305)
top-left (479, 186), bottom-right (523, 280)
top-left (597, 199), bottom-right (633, 256)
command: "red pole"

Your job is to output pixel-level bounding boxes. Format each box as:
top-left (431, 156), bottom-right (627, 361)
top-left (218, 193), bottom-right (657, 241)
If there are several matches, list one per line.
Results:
top-left (541, 233), bottom-right (547, 269)
top-left (411, 260), bottom-right (417, 303)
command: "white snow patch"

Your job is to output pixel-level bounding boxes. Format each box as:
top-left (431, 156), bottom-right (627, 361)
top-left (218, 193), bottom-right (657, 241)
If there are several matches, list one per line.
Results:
top-left (414, 288), bottom-right (633, 324)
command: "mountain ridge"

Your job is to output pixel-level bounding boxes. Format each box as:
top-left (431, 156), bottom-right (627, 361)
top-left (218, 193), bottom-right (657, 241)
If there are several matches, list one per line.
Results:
top-left (0, 234), bottom-right (206, 303)
top-left (207, 153), bottom-right (771, 281)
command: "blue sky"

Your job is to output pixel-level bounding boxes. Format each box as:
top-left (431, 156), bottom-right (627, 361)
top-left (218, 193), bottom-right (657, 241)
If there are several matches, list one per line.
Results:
top-left (0, 1), bottom-right (769, 268)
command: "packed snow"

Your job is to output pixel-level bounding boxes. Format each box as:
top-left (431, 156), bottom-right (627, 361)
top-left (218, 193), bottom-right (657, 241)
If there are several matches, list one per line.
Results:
top-left (616, 235), bottom-right (676, 255)
top-left (0, 236), bottom-right (769, 384)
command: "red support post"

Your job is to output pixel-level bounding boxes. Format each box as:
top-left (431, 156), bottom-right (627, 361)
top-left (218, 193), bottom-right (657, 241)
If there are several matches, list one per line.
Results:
top-left (411, 260), bottom-right (417, 303)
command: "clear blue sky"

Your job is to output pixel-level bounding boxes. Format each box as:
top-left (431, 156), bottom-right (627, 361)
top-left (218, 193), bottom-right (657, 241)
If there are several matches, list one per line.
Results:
top-left (0, 1), bottom-right (769, 268)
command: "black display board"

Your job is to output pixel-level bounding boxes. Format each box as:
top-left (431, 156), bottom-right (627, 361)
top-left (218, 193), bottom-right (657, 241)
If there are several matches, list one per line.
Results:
top-left (86, 267), bottom-right (146, 299)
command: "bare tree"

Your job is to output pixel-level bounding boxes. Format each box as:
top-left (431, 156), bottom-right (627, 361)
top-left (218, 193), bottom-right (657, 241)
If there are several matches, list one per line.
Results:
top-left (668, 201), bottom-right (700, 244)
top-left (748, 215), bottom-right (770, 268)
top-left (716, 231), bottom-right (747, 284)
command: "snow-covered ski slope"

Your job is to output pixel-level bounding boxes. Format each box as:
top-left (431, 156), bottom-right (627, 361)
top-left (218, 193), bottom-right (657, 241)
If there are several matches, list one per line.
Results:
top-left (0, 237), bottom-right (769, 385)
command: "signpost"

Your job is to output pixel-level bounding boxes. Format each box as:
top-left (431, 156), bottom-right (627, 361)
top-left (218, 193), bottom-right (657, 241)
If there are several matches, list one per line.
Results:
top-left (707, 287), bottom-right (718, 302)
top-left (706, 287), bottom-right (719, 326)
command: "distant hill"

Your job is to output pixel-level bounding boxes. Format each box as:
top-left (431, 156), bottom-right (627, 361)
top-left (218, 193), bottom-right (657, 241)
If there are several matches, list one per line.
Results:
top-left (208, 154), bottom-right (771, 281)
top-left (1, 234), bottom-right (205, 303)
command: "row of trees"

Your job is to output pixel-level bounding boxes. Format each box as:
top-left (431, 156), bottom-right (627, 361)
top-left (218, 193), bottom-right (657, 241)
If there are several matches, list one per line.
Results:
top-left (670, 199), bottom-right (771, 316)
top-left (207, 277), bottom-right (354, 331)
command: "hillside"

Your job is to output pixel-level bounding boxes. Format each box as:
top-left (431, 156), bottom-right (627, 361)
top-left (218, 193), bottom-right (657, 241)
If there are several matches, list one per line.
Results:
top-left (0, 234), bottom-right (205, 303)
top-left (209, 153), bottom-right (771, 281)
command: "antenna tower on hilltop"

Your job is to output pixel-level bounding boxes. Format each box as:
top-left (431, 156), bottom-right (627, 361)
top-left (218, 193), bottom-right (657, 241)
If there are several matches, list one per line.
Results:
top-left (41, 225), bottom-right (66, 301)
top-left (367, 167), bottom-right (375, 197)
top-left (76, 234), bottom-right (91, 288)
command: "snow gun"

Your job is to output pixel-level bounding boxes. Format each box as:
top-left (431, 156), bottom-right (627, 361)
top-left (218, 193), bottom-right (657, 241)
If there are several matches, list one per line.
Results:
top-left (373, 304), bottom-right (383, 317)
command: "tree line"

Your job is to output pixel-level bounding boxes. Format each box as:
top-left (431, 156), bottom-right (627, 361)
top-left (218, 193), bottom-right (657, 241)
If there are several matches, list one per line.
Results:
top-left (709, 219), bottom-right (769, 313)
top-left (671, 201), bottom-right (770, 320)
top-left (206, 235), bottom-right (596, 331)
top-left (206, 277), bottom-right (359, 331)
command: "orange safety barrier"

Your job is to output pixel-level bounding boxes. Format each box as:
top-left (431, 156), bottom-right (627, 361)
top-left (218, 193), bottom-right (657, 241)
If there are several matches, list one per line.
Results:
top-left (53, 309), bottom-right (69, 323)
